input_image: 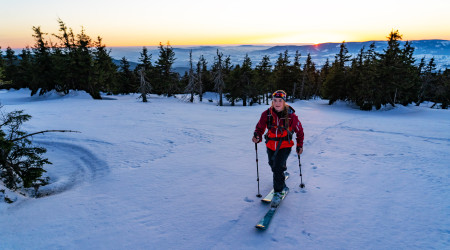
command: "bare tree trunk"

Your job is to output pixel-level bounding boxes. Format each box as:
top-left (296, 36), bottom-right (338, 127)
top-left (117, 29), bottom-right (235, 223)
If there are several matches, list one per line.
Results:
top-left (185, 50), bottom-right (196, 103)
top-left (138, 69), bottom-right (151, 102)
top-left (214, 69), bottom-right (225, 106)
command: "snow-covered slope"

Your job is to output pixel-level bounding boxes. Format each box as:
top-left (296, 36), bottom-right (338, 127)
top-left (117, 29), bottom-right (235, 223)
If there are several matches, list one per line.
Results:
top-left (0, 89), bottom-right (449, 249)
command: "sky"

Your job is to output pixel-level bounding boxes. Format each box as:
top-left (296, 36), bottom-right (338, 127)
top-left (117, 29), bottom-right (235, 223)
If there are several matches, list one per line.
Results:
top-left (1, 0), bottom-right (450, 48)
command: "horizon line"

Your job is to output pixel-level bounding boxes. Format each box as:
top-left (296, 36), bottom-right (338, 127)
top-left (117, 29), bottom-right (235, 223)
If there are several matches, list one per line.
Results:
top-left (87, 38), bottom-right (450, 48)
top-left (5, 38), bottom-right (450, 50)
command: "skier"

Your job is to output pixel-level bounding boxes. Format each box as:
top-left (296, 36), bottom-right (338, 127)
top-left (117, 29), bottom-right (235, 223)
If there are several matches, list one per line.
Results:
top-left (252, 90), bottom-right (304, 207)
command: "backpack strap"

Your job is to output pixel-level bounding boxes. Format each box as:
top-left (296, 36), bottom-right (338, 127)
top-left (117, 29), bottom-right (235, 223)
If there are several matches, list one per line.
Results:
top-left (266, 108), bottom-right (273, 129)
top-left (264, 108), bottom-right (273, 143)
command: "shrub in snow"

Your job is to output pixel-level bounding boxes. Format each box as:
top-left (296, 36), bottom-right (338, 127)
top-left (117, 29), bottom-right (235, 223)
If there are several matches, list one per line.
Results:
top-left (0, 109), bottom-right (51, 195)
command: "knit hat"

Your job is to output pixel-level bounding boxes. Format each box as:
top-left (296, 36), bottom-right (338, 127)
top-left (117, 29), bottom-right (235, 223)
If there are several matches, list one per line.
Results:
top-left (272, 90), bottom-right (287, 101)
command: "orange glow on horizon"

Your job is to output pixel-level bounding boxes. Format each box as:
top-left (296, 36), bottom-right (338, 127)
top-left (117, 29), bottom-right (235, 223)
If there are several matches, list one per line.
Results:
top-left (2, 30), bottom-right (450, 49)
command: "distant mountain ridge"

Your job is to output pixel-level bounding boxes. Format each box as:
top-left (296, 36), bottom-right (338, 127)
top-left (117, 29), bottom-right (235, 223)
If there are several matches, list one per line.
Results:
top-left (107, 39), bottom-right (450, 72)
top-left (259, 40), bottom-right (450, 56)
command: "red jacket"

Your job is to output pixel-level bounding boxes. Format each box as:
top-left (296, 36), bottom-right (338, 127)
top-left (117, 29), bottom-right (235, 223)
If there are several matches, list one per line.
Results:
top-left (254, 106), bottom-right (304, 151)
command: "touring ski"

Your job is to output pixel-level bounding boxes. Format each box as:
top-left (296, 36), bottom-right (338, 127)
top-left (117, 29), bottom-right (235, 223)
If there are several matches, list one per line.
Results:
top-left (255, 187), bottom-right (289, 230)
top-left (261, 172), bottom-right (289, 203)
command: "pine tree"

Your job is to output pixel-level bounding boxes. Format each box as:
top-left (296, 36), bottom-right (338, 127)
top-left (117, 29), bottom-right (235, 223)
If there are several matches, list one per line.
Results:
top-left (434, 69), bottom-right (450, 108)
top-left (363, 42), bottom-right (381, 109)
top-left (348, 48), bottom-right (368, 109)
top-left (155, 42), bottom-right (178, 96)
top-left (226, 64), bottom-right (241, 106)
top-left (319, 58), bottom-right (330, 92)
top-left (213, 49), bottom-right (225, 106)
top-left (0, 108), bottom-right (77, 197)
top-left (51, 19), bottom-right (106, 98)
top-left (0, 47), bottom-right (4, 70)
top-left (0, 110), bottom-right (51, 192)
top-left (53, 18), bottom-right (75, 50)
top-left (30, 26), bottom-right (54, 96)
top-left (73, 27), bottom-right (94, 96)
top-left (378, 30), bottom-right (420, 106)
top-left (118, 57), bottom-right (137, 94)
top-left (0, 66), bottom-right (5, 87)
top-left (92, 36), bottom-right (117, 97)
top-left (199, 55), bottom-right (213, 92)
top-left (137, 47), bottom-right (153, 72)
top-left (50, 45), bottom-right (70, 94)
top-left (317, 58), bottom-right (330, 100)
top-left (322, 42), bottom-right (351, 104)
top-left (273, 50), bottom-right (291, 95)
top-left (301, 53), bottom-right (317, 99)
top-left (420, 63), bottom-right (450, 109)
top-left (290, 51), bottom-right (302, 101)
top-left (255, 55), bottom-right (272, 104)
top-left (378, 30), bottom-right (403, 106)
top-left (3, 47), bottom-right (19, 89)
top-left (52, 19), bottom-right (78, 94)
top-left (241, 54), bottom-right (254, 106)
top-left (398, 41), bottom-right (420, 105)
top-left (134, 46), bottom-right (153, 100)
top-left (196, 55), bottom-right (204, 102)
top-left (0, 47), bottom-right (6, 86)
top-left (417, 57), bottom-right (437, 105)
top-left (14, 48), bottom-right (33, 90)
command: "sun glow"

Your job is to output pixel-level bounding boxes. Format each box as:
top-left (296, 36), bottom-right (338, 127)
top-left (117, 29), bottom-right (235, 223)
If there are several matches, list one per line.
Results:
top-left (271, 32), bottom-right (353, 45)
top-left (1, 0), bottom-right (450, 48)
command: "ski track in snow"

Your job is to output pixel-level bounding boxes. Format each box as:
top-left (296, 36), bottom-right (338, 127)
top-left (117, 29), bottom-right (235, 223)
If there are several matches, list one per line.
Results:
top-left (340, 125), bottom-right (450, 143)
top-left (32, 139), bottom-right (110, 197)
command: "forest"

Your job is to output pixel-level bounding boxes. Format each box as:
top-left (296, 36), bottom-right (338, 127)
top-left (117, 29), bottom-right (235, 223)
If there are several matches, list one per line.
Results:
top-left (0, 19), bottom-right (449, 110)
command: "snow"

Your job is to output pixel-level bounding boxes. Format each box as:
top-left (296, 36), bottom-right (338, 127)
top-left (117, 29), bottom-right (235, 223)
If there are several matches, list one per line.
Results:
top-left (0, 89), bottom-right (449, 249)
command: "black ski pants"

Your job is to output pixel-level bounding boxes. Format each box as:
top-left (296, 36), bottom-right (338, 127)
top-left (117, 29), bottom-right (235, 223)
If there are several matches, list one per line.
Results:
top-left (267, 147), bottom-right (291, 193)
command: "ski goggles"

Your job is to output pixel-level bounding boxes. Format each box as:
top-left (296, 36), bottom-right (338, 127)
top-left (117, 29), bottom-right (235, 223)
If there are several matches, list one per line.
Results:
top-left (272, 91), bottom-right (286, 101)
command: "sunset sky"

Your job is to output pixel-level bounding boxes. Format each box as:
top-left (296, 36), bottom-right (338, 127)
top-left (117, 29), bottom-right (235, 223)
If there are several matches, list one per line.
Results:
top-left (1, 0), bottom-right (450, 48)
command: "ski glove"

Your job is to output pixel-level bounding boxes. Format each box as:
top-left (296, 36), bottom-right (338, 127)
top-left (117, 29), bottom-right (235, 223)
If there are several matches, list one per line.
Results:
top-left (296, 146), bottom-right (302, 154)
top-left (253, 132), bottom-right (262, 143)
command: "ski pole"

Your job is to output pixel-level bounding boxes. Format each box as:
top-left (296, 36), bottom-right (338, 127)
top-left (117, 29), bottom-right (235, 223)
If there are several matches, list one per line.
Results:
top-left (255, 143), bottom-right (262, 197)
top-left (298, 154), bottom-right (305, 188)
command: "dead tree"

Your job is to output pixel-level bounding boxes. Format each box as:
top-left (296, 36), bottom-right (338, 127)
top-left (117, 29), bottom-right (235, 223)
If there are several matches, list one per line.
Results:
top-left (213, 50), bottom-right (225, 106)
top-left (138, 69), bottom-right (152, 102)
top-left (196, 57), bottom-right (204, 102)
top-left (184, 50), bottom-right (196, 103)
